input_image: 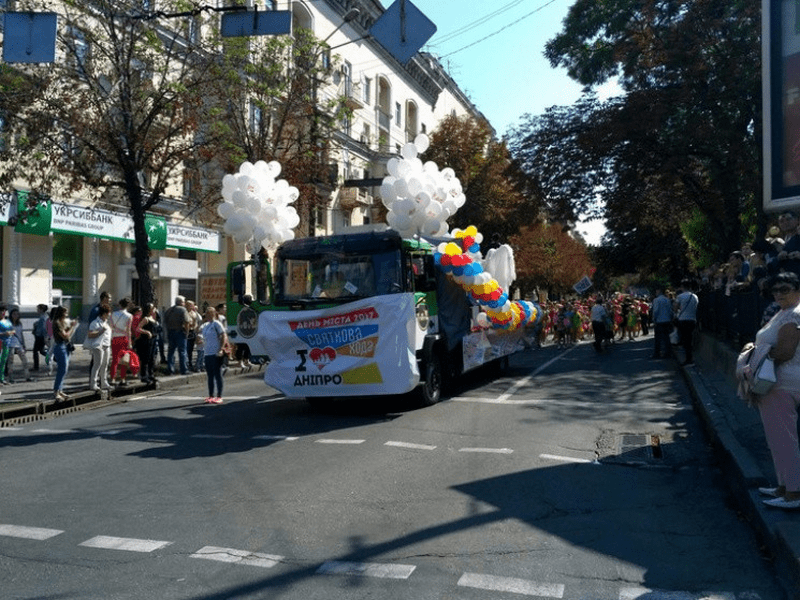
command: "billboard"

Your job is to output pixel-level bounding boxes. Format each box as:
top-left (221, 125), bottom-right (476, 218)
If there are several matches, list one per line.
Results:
top-left (764, 0), bottom-right (800, 212)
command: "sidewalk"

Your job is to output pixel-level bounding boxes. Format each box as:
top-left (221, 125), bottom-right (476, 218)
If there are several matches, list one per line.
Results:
top-left (680, 333), bottom-right (800, 599)
top-left (0, 349), bottom-right (259, 423)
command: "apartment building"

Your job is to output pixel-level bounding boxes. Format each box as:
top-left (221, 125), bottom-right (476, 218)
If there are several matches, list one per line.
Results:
top-left (0, 0), bottom-right (486, 317)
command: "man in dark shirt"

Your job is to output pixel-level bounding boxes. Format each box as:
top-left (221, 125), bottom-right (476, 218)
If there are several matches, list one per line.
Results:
top-left (163, 295), bottom-right (191, 375)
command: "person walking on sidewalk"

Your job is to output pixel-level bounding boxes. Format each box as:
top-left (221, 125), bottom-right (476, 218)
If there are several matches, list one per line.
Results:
top-left (51, 306), bottom-right (76, 401)
top-left (201, 307), bottom-right (227, 404)
top-left (109, 298), bottom-right (133, 386)
top-left (751, 272), bottom-right (800, 509)
top-left (85, 304), bottom-right (111, 392)
top-left (675, 280), bottom-right (699, 366)
top-left (7, 308), bottom-right (31, 383)
top-left (32, 303), bottom-right (48, 372)
top-left (650, 287), bottom-right (674, 359)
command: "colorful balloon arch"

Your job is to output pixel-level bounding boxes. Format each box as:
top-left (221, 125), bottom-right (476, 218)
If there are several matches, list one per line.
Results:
top-left (434, 226), bottom-right (540, 332)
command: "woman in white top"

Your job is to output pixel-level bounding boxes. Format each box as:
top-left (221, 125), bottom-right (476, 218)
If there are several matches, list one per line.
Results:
top-left (753, 272), bottom-right (800, 509)
top-left (85, 304), bottom-right (112, 391)
top-left (201, 307), bottom-right (227, 404)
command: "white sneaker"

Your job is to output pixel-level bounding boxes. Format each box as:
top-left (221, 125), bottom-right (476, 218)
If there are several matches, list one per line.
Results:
top-left (758, 486), bottom-right (783, 498)
top-left (763, 497), bottom-right (800, 509)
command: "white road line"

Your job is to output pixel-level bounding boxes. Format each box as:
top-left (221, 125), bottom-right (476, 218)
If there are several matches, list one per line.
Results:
top-left (79, 535), bottom-right (172, 553)
top-left (620, 589), bottom-right (738, 600)
top-left (385, 441), bottom-right (437, 451)
top-left (459, 447), bottom-right (513, 454)
top-left (0, 427), bottom-right (23, 432)
top-left (495, 346), bottom-right (577, 403)
top-left (190, 434), bottom-right (234, 440)
top-left (31, 428), bottom-right (79, 434)
top-left (315, 439), bottom-right (365, 445)
top-left (316, 560), bottom-right (416, 579)
top-left (252, 434), bottom-right (300, 441)
top-left (453, 397), bottom-right (542, 405)
top-left (458, 572), bottom-right (565, 597)
top-left (0, 524), bottom-right (64, 540)
top-left (540, 453), bottom-right (596, 464)
top-left (190, 546), bottom-right (283, 568)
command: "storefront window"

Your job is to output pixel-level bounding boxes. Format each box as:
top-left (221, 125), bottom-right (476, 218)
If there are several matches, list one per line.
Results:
top-left (52, 234), bottom-right (83, 317)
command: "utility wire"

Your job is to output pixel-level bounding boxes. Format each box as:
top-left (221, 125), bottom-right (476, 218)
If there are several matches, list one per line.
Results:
top-left (428, 0), bottom-right (527, 46)
top-left (436, 0), bottom-right (561, 59)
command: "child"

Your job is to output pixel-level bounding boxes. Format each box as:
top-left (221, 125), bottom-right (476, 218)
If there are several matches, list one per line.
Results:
top-left (7, 308), bottom-right (32, 383)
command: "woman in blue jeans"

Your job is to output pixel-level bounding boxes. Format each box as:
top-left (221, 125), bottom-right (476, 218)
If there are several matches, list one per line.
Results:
top-left (51, 306), bottom-right (76, 400)
top-left (201, 307), bottom-right (227, 404)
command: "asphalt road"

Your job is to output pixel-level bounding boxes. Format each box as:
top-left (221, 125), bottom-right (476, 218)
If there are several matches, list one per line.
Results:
top-left (0, 337), bottom-right (787, 599)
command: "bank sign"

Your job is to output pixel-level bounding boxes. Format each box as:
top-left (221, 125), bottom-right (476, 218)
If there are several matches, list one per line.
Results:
top-left (11, 191), bottom-right (219, 252)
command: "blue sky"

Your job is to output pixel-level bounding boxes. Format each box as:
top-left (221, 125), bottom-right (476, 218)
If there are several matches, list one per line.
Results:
top-left (410, 0), bottom-right (613, 243)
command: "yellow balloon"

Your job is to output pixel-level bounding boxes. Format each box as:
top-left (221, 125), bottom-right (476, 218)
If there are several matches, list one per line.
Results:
top-left (465, 225), bottom-right (478, 237)
top-left (445, 242), bottom-right (461, 256)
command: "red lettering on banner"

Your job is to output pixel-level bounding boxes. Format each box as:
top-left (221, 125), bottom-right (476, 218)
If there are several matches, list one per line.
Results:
top-left (289, 306), bottom-right (379, 331)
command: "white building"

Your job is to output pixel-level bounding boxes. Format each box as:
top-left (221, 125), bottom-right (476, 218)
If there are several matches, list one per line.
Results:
top-left (0, 0), bottom-right (486, 320)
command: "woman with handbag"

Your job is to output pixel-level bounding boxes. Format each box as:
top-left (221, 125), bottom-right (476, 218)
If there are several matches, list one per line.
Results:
top-left (51, 306), bottom-right (76, 401)
top-left (751, 272), bottom-right (800, 509)
top-left (200, 307), bottom-right (227, 404)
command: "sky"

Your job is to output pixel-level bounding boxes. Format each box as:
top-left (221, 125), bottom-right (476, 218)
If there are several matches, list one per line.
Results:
top-left (409, 0), bottom-right (613, 244)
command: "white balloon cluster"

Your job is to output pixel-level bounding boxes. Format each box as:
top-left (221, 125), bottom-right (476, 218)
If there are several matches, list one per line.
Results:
top-left (380, 134), bottom-right (466, 238)
top-left (218, 160), bottom-right (301, 253)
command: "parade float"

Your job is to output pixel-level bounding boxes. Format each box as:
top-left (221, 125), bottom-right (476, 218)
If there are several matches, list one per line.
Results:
top-left (221, 135), bottom-right (541, 405)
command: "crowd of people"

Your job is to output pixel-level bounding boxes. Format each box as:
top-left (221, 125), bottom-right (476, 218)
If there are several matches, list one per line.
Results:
top-left (0, 294), bottom-right (245, 405)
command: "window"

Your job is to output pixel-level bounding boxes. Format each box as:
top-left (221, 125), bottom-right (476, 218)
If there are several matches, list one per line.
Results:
top-left (250, 101), bottom-right (263, 134)
top-left (363, 77), bottom-right (371, 105)
top-left (360, 124), bottom-right (370, 146)
top-left (395, 102), bottom-right (401, 126)
top-left (68, 27), bottom-right (90, 77)
top-left (341, 112), bottom-right (351, 136)
top-left (52, 234), bottom-right (83, 318)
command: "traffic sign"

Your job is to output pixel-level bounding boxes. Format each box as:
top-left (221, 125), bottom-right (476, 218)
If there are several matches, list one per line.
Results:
top-left (221, 9), bottom-right (292, 38)
top-left (3, 12), bottom-right (57, 63)
top-left (369, 0), bottom-right (436, 65)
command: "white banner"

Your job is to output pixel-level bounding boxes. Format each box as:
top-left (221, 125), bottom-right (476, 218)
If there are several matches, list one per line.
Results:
top-left (261, 295), bottom-right (419, 398)
top-left (167, 223), bottom-right (220, 253)
top-left (573, 275), bottom-right (593, 294)
top-left (51, 202), bottom-right (135, 240)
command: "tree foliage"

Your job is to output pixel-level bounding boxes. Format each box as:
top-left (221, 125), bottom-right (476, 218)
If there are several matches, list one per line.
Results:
top-left (509, 0), bottom-right (761, 280)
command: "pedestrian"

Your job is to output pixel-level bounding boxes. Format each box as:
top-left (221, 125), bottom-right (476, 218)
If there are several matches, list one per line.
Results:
top-left (84, 304), bottom-right (112, 392)
top-left (185, 300), bottom-right (202, 372)
top-left (650, 287), bottom-right (674, 359)
top-left (675, 279), bottom-right (699, 366)
top-left (0, 304), bottom-right (13, 386)
top-left (134, 302), bottom-right (158, 384)
top-left (747, 272), bottom-right (800, 509)
top-left (109, 298), bottom-right (133, 386)
top-left (32, 303), bottom-right (48, 371)
top-left (51, 306), bottom-right (76, 400)
top-left (215, 303), bottom-right (228, 329)
top-left (45, 306), bottom-right (56, 375)
top-left (201, 306), bottom-right (227, 404)
top-left (163, 295), bottom-right (192, 375)
top-left (88, 291), bottom-right (111, 324)
top-left (7, 308), bottom-right (32, 383)
top-left (590, 295), bottom-right (608, 353)
top-left (153, 299), bottom-right (167, 366)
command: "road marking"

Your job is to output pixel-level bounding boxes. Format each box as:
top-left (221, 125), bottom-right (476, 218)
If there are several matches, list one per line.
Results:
top-left (79, 535), bottom-right (172, 553)
top-left (31, 428), bottom-right (79, 434)
top-left (620, 589), bottom-right (739, 600)
top-left (494, 346), bottom-right (577, 403)
top-left (458, 572), bottom-right (565, 597)
top-left (385, 440), bottom-right (437, 451)
top-left (0, 524), bottom-right (64, 540)
top-left (316, 439), bottom-right (365, 445)
top-left (453, 397), bottom-right (541, 405)
top-left (459, 447), bottom-right (513, 454)
top-left (133, 431), bottom-right (176, 437)
top-left (252, 434), bottom-right (300, 442)
top-left (0, 427), bottom-right (23, 432)
top-left (190, 434), bottom-right (234, 440)
top-left (316, 560), bottom-right (416, 579)
top-left (540, 453), bottom-right (596, 464)
top-left (190, 546), bottom-right (283, 568)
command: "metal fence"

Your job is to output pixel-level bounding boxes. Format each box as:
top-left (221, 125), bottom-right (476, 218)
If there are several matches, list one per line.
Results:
top-left (698, 288), bottom-right (771, 350)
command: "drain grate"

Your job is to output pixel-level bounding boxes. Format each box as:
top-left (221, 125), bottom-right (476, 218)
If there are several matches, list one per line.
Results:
top-left (618, 434), bottom-right (653, 461)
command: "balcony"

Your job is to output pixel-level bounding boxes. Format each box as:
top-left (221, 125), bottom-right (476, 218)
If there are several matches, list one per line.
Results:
top-left (338, 187), bottom-right (373, 210)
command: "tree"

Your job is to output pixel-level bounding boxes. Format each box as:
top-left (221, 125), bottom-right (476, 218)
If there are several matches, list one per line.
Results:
top-left (510, 0), bottom-right (761, 276)
top-left (1, 0), bottom-right (222, 305)
top-left (204, 27), bottom-right (353, 237)
top-left (422, 114), bottom-right (539, 243)
top-left (509, 222), bottom-right (593, 296)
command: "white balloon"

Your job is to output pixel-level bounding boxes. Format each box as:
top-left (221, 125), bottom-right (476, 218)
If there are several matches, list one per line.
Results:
top-left (393, 178), bottom-right (409, 198)
top-left (424, 201), bottom-right (442, 219)
top-left (421, 218), bottom-right (441, 236)
top-left (441, 167), bottom-right (455, 180)
top-left (407, 177), bottom-right (423, 196)
top-left (239, 161), bottom-right (255, 176)
top-left (414, 191), bottom-right (431, 208)
top-left (394, 213), bottom-right (412, 230)
top-left (268, 160), bottom-right (282, 177)
top-left (285, 211), bottom-right (300, 228)
top-left (414, 134), bottom-right (430, 153)
top-left (395, 197), bottom-right (414, 215)
top-left (387, 158), bottom-right (400, 177)
top-left (286, 186), bottom-right (300, 202)
top-left (436, 222), bottom-right (450, 236)
top-left (245, 195), bottom-right (261, 214)
top-left (397, 160), bottom-right (412, 178)
top-left (217, 202), bottom-right (234, 219)
top-left (401, 142), bottom-right (417, 160)
top-left (231, 190), bottom-right (247, 208)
